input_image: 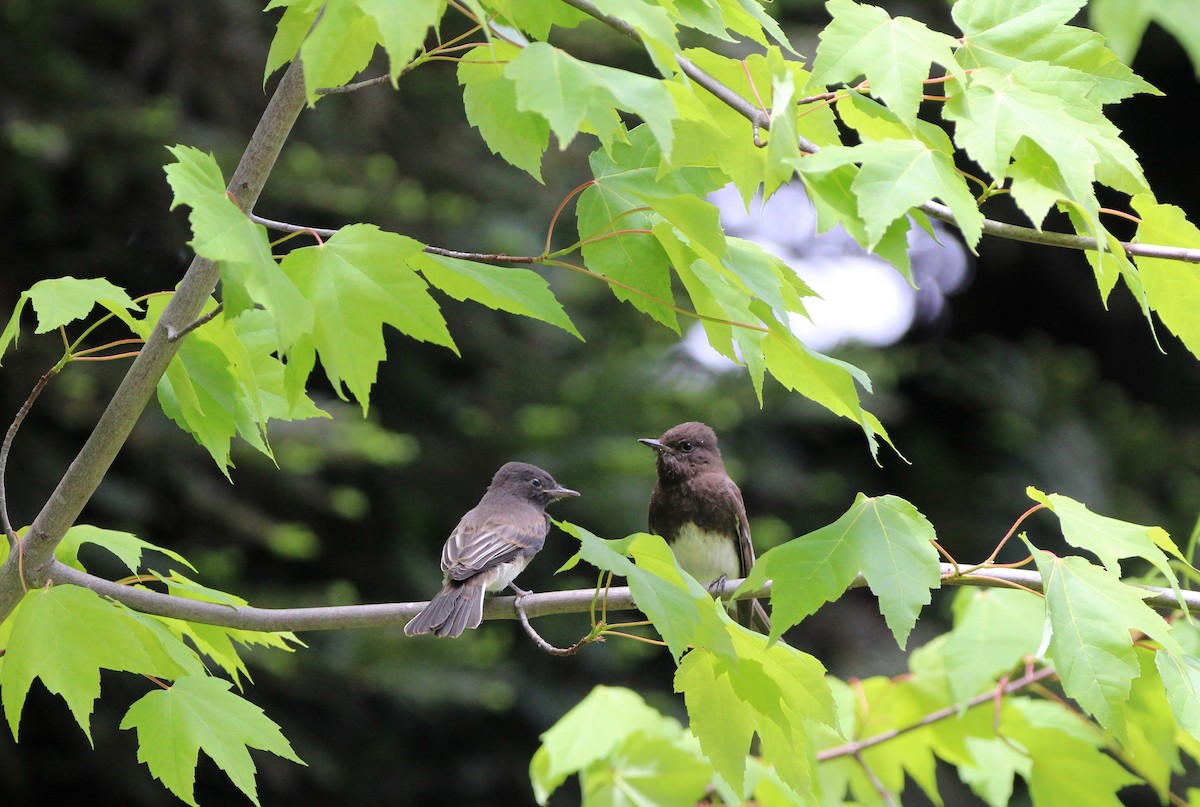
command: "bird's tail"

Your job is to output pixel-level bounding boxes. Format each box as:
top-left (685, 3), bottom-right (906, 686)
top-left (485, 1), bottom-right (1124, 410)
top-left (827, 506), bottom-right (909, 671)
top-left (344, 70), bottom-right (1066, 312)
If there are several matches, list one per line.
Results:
top-left (733, 595), bottom-right (772, 634)
top-left (403, 579), bottom-right (487, 638)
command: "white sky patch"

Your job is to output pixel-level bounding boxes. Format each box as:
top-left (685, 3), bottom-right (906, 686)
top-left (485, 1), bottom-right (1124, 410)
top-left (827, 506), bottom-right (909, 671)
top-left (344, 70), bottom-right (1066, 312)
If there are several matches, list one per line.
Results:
top-left (682, 183), bottom-right (971, 368)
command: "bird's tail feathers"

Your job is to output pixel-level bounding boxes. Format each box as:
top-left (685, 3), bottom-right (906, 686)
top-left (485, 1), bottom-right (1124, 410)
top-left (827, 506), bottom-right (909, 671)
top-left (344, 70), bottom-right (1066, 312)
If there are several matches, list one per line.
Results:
top-left (403, 580), bottom-right (487, 638)
top-left (731, 595), bottom-right (772, 634)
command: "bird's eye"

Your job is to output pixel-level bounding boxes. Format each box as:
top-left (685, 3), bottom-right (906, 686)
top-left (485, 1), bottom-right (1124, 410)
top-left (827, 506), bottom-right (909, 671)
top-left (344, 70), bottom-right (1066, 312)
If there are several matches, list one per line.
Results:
top-left (679, 440), bottom-right (694, 452)
top-left (531, 477), bottom-right (543, 488)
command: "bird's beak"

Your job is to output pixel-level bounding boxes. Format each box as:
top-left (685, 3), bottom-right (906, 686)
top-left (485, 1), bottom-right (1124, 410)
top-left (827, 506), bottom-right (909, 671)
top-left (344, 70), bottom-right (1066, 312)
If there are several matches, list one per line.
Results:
top-left (550, 486), bottom-right (580, 499)
top-left (638, 438), bottom-right (666, 452)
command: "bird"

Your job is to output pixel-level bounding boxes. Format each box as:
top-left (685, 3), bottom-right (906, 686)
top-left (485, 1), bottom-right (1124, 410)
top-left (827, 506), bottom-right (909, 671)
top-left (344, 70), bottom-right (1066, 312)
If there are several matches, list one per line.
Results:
top-left (639, 422), bottom-right (770, 632)
top-left (404, 461), bottom-right (579, 638)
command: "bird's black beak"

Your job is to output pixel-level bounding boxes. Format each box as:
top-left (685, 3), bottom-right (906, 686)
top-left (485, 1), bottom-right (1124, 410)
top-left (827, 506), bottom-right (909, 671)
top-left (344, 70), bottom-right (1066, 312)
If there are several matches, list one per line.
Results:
top-left (639, 438), bottom-right (665, 451)
top-left (549, 486), bottom-right (580, 499)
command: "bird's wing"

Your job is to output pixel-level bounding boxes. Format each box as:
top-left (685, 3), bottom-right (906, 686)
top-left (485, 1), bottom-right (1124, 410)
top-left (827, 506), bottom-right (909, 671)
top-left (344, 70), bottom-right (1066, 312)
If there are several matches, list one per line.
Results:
top-left (721, 475), bottom-right (771, 632)
top-left (721, 475), bottom-right (756, 579)
top-left (441, 510), bottom-right (548, 581)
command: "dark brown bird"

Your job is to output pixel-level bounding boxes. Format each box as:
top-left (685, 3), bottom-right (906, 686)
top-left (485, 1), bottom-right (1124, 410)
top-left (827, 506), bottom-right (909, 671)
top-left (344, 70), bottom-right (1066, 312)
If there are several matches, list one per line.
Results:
top-left (640, 422), bottom-right (770, 632)
top-left (404, 462), bottom-right (579, 638)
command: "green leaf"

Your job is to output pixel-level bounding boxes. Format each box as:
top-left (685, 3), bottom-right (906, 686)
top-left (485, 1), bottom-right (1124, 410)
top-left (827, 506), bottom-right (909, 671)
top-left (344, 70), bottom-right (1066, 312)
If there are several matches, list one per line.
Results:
top-left (653, 223), bottom-right (748, 365)
top-left (486, 0), bottom-right (588, 39)
top-left (762, 49), bottom-right (801, 200)
top-left (674, 649), bottom-right (757, 796)
top-left (943, 61), bottom-right (1146, 220)
top-left (135, 296), bottom-right (328, 473)
top-left (1029, 487), bottom-right (1191, 610)
top-left (958, 735), bottom-right (1030, 807)
top-left (458, 42), bottom-right (551, 182)
top-left (357, 0), bottom-right (443, 81)
top-left (583, 731), bottom-right (712, 807)
top-left (1155, 621), bottom-right (1200, 750)
top-left (164, 145), bottom-right (313, 351)
top-left (755, 311), bottom-right (892, 459)
top-left (959, 0), bottom-right (1159, 105)
top-left (676, 638), bottom-right (836, 799)
top-left (1030, 547), bottom-right (1179, 744)
top-left (942, 587), bottom-right (1045, 704)
top-left (410, 252), bottom-right (582, 340)
top-left (812, 0), bottom-right (964, 126)
top-left (530, 685), bottom-right (673, 804)
top-left (113, 605), bottom-right (211, 680)
top-left (639, 193), bottom-right (726, 264)
top-left (263, 0), bottom-right (320, 81)
top-left (1, 586), bottom-right (188, 742)
top-left (558, 521), bottom-right (735, 661)
top-left (54, 524), bottom-right (196, 575)
top-left (505, 42), bottom-right (677, 158)
top-left (796, 115), bottom-right (982, 250)
top-left (280, 224), bottom-right (456, 410)
top-left (723, 238), bottom-right (813, 321)
top-left (0, 277), bottom-right (140, 363)
top-left (1093, 0), bottom-right (1200, 83)
top-left (1124, 648), bottom-right (1183, 800)
top-left (297, 0), bottom-right (380, 102)
top-left (120, 675), bottom-right (304, 807)
top-left (1130, 194), bottom-right (1200, 360)
top-left (739, 493), bottom-right (940, 648)
top-left (1088, 0), bottom-right (1152, 67)
top-left (588, 0), bottom-right (681, 77)
top-left (1007, 699), bottom-right (1143, 805)
top-left (577, 125), bottom-right (727, 329)
top-left (952, 0), bottom-right (1085, 68)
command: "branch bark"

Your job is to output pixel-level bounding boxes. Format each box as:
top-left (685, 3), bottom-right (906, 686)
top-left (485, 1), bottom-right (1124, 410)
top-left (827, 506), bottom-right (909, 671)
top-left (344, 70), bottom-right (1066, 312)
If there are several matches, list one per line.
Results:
top-left (0, 59), bottom-right (310, 622)
top-left (40, 561), bottom-right (1200, 634)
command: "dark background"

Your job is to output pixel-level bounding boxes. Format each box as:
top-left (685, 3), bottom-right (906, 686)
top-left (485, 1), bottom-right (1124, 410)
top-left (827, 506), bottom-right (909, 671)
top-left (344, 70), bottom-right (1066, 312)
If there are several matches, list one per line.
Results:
top-left (3, 1), bottom-right (1199, 804)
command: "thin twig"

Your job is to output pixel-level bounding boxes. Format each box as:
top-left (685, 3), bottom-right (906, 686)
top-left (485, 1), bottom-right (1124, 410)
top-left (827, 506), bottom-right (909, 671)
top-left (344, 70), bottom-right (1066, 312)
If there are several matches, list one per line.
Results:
top-left (167, 303), bottom-right (225, 342)
top-left (1, 368), bottom-right (59, 548)
top-left (513, 593), bottom-right (591, 655)
top-left (853, 751), bottom-right (897, 807)
top-left (250, 212), bottom-right (774, 332)
top-left (317, 74), bottom-right (392, 95)
top-left (817, 665), bottom-right (1059, 761)
top-left (250, 214), bottom-right (335, 238)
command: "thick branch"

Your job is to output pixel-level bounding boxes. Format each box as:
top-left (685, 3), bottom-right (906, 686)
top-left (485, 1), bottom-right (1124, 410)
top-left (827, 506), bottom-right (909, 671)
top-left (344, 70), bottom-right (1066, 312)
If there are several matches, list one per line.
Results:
top-left (41, 561), bottom-right (1200, 633)
top-left (0, 59), bottom-right (310, 622)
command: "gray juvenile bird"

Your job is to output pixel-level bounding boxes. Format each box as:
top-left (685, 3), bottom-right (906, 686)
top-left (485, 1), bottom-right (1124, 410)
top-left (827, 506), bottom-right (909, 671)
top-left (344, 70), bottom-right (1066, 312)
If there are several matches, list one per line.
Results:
top-left (640, 422), bottom-right (770, 632)
top-left (404, 462), bottom-right (579, 638)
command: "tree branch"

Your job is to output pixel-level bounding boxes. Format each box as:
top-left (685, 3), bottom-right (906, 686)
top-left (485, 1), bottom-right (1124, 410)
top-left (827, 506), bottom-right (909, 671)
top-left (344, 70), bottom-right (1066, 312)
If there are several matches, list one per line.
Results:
top-left (559, 0), bottom-right (1200, 266)
top-left (816, 664), bottom-right (1059, 761)
top-left (0, 59), bottom-right (311, 622)
top-left (40, 561), bottom-right (1200, 634)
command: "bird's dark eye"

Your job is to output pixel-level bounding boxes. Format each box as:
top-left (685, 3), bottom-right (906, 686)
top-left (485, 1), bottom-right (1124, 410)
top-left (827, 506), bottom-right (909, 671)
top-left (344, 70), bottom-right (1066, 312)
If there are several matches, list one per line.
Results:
top-left (679, 440), bottom-right (694, 453)
top-left (531, 477), bottom-right (543, 488)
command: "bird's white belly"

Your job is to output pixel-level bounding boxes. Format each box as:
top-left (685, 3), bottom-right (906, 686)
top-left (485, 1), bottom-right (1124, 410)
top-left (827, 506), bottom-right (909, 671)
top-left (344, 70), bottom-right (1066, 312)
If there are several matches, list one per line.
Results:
top-left (671, 522), bottom-right (739, 583)
top-left (483, 557), bottom-right (531, 591)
